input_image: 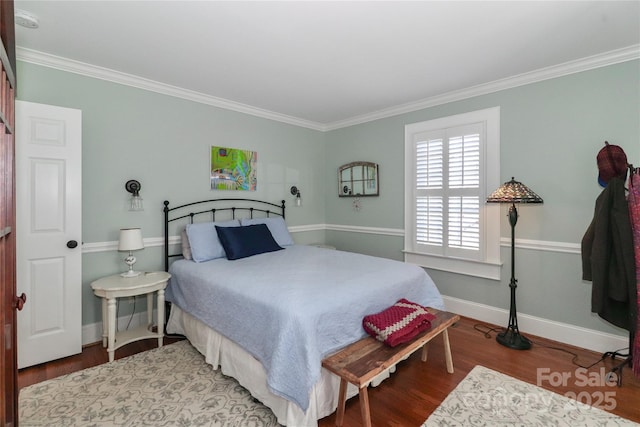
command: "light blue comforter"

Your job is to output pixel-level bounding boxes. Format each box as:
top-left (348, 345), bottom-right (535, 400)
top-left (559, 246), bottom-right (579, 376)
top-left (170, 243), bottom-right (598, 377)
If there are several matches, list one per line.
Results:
top-left (166, 245), bottom-right (444, 411)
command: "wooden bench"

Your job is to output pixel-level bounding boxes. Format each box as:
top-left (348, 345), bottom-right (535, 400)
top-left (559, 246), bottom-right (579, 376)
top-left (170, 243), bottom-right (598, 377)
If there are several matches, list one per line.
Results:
top-left (321, 309), bottom-right (460, 427)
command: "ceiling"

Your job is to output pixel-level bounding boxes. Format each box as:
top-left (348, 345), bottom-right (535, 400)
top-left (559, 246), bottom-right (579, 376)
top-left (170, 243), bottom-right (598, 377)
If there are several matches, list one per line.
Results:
top-left (13, 1), bottom-right (640, 130)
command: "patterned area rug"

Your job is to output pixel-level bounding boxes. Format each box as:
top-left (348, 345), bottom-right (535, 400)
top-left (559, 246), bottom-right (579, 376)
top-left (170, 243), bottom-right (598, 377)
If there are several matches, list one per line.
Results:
top-left (19, 340), bottom-right (280, 426)
top-left (423, 365), bottom-right (638, 426)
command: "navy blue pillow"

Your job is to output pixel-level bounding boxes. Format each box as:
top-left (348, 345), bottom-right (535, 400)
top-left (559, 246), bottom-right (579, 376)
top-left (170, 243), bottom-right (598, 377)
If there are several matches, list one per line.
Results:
top-left (215, 224), bottom-right (284, 260)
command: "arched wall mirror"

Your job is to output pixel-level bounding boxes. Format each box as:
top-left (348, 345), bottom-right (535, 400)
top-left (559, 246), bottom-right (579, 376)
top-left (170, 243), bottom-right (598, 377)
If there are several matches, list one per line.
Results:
top-left (338, 161), bottom-right (379, 197)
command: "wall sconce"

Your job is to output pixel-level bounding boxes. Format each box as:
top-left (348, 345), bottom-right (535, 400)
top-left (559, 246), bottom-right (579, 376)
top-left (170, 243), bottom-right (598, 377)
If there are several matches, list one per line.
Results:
top-left (125, 179), bottom-right (144, 211)
top-left (290, 186), bottom-right (302, 207)
top-left (118, 228), bottom-right (145, 277)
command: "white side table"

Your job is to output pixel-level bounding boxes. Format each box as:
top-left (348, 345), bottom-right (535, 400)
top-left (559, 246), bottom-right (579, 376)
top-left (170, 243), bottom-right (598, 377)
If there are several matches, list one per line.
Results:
top-left (91, 271), bottom-right (171, 362)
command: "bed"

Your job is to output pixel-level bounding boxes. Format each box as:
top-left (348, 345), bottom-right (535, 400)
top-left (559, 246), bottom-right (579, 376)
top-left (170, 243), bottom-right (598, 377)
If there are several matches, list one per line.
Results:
top-left (163, 198), bottom-right (445, 426)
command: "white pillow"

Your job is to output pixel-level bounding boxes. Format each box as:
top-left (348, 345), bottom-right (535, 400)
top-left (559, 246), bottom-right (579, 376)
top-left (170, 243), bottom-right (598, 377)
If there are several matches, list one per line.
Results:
top-left (181, 228), bottom-right (192, 260)
top-left (240, 217), bottom-right (294, 246)
top-left (186, 219), bottom-right (240, 262)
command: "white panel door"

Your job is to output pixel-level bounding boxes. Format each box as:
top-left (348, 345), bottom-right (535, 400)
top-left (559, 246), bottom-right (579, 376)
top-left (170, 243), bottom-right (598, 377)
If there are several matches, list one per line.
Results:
top-left (16, 101), bottom-right (82, 368)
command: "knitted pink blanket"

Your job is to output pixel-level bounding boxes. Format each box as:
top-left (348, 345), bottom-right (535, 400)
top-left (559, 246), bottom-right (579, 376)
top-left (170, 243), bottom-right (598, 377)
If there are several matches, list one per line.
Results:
top-left (362, 299), bottom-right (436, 347)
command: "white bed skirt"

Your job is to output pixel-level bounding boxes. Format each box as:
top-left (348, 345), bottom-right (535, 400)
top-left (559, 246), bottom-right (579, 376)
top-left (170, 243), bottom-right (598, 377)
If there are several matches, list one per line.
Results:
top-left (166, 305), bottom-right (367, 427)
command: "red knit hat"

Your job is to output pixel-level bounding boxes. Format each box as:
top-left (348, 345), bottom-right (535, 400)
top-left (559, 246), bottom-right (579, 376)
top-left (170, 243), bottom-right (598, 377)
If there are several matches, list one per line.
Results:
top-left (597, 141), bottom-right (628, 186)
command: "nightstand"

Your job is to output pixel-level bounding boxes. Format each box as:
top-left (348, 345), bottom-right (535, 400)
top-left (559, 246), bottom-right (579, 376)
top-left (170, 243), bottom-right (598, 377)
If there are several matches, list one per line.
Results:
top-left (91, 271), bottom-right (171, 362)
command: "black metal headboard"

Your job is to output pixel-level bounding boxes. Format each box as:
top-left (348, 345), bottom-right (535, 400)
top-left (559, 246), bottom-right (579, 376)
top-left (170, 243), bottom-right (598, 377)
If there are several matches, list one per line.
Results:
top-left (163, 198), bottom-right (286, 271)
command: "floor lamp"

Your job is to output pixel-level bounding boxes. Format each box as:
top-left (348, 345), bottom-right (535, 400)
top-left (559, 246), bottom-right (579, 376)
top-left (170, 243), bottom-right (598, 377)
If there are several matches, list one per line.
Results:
top-left (486, 177), bottom-right (543, 350)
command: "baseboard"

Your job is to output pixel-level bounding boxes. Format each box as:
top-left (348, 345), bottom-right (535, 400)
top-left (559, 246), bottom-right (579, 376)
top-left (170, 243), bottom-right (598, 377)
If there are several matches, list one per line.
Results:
top-left (83, 297), bottom-right (628, 356)
top-left (442, 295), bottom-right (628, 355)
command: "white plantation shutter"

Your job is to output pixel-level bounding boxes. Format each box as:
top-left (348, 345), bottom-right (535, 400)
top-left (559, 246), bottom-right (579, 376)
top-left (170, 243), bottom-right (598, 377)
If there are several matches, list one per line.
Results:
top-left (448, 196), bottom-right (479, 250)
top-left (448, 129), bottom-right (480, 253)
top-left (404, 107), bottom-right (501, 279)
top-left (449, 133), bottom-right (480, 189)
top-left (416, 138), bottom-right (443, 190)
top-left (416, 196), bottom-right (443, 245)
top-left (415, 137), bottom-right (444, 247)
top-left (412, 124), bottom-right (483, 260)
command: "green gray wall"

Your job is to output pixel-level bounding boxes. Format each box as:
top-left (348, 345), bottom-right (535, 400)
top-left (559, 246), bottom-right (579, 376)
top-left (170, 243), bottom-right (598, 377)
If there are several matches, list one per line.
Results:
top-left (17, 61), bottom-right (327, 326)
top-left (324, 60), bottom-right (640, 338)
top-left (16, 59), bottom-right (640, 342)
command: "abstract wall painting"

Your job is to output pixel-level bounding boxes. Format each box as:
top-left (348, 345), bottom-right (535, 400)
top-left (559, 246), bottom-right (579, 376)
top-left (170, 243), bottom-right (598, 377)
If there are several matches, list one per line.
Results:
top-left (210, 146), bottom-right (257, 191)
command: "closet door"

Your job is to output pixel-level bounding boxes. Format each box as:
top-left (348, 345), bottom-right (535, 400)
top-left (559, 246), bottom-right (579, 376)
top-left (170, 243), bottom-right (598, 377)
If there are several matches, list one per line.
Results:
top-left (0, 0), bottom-right (17, 425)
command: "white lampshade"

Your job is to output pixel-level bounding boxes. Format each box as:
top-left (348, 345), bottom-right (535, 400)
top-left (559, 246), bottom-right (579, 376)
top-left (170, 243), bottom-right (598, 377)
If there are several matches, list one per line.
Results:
top-left (118, 228), bottom-right (144, 251)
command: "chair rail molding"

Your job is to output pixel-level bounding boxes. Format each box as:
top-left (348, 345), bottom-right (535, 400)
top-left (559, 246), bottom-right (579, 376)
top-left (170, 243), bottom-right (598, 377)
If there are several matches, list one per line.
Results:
top-left (82, 224), bottom-right (579, 255)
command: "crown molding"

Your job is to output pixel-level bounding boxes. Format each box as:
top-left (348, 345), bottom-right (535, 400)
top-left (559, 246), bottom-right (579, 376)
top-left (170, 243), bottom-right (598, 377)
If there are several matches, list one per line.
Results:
top-left (16, 47), bottom-right (327, 132)
top-left (324, 44), bottom-right (640, 130)
top-left (18, 44), bottom-right (639, 133)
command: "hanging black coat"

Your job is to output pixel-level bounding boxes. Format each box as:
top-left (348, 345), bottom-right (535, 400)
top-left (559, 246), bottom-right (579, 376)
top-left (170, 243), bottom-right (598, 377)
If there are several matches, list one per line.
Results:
top-left (581, 177), bottom-right (637, 331)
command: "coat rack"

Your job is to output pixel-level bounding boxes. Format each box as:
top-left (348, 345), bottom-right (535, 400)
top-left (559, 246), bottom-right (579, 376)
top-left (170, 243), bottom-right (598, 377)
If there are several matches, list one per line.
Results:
top-left (629, 165), bottom-right (640, 381)
top-left (605, 163), bottom-right (639, 385)
top-left (584, 147), bottom-right (639, 386)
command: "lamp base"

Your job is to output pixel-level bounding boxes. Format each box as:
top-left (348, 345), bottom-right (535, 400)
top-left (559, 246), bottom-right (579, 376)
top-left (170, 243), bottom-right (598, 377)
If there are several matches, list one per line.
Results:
top-left (496, 329), bottom-right (532, 350)
top-left (121, 253), bottom-right (140, 278)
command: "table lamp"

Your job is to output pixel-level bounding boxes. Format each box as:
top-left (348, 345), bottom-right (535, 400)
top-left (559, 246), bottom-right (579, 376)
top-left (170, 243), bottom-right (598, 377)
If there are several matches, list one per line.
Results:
top-left (118, 228), bottom-right (144, 277)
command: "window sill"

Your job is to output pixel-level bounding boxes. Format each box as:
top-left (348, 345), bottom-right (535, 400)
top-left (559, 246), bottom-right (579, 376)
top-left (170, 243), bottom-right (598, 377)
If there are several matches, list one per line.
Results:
top-left (403, 251), bottom-right (502, 280)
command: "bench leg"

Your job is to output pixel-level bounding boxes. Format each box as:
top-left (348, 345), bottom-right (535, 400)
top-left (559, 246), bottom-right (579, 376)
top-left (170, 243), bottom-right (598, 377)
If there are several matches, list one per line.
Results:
top-left (443, 328), bottom-right (454, 373)
top-left (335, 379), bottom-right (347, 426)
top-left (421, 342), bottom-right (429, 362)
top-left (359, 387), bottom-right (372, 427)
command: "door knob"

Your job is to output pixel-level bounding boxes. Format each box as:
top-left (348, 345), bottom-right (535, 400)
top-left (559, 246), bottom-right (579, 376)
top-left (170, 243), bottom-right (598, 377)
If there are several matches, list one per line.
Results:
top-left (14, 293), bottom-right (26, 311)
top-left (67, 240), bottom-right (78, 248)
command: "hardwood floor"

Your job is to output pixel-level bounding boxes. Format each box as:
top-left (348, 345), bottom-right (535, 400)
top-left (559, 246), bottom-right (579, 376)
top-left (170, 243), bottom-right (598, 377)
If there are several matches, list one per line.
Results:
top-left (19, 317), bottom-right (640, 426)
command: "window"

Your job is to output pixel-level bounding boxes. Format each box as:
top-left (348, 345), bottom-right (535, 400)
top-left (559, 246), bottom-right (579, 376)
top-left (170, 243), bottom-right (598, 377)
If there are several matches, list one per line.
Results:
top-left (404, 107), bottom-right (501, 280)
